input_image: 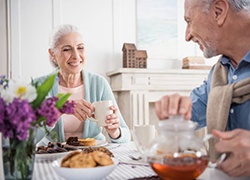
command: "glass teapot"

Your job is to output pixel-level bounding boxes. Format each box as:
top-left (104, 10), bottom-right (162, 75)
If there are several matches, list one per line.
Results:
top-left (133, 116), bottom-right (210, 180)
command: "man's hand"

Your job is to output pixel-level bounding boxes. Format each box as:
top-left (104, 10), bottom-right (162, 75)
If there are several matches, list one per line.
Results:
top-left (213, 129), bottom-right (250, 177)
top-left (155, 93), bottom-right (192, 120)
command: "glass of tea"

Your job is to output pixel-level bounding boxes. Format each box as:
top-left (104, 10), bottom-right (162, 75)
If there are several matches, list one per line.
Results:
top-left (133, 116), bottom-right (212, 180)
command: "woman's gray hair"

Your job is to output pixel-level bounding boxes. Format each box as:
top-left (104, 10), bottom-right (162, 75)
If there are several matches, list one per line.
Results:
top-left (197, 0), bottom-right (250, 13)
top-left (49, 24), bottom-right (80, 52)
top-left (48, 24), bottom-right (81, 67)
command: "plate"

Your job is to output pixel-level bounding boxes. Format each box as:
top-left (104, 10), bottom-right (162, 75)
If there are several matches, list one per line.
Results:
top-left (35, 140), bottom-right (107, 161)
top-left (63, 140), bottom-right (108, 149)
top-left (51, 157), bottom-right (119, 180)
top-left (35, 151), bottom-right (72, 161)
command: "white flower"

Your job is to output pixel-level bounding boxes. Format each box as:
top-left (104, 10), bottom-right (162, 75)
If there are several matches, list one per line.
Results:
top-left (1, 80), bottom-right (37, 103)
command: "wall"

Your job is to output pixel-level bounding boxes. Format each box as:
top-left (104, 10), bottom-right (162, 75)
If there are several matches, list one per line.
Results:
top-left (0, 0), bottom-right (8, 77)
top-left (6, 0), bottom-right (217, 82)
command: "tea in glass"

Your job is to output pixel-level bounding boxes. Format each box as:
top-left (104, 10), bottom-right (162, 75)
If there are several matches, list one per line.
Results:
top-left (149, 153), bottom-right (209, 180)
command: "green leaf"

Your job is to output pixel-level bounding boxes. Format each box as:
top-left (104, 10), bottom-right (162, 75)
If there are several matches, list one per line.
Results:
top-left (31, 73), bottom-right (57, 108)
top-left (56, 93), bottom-right (71, 109)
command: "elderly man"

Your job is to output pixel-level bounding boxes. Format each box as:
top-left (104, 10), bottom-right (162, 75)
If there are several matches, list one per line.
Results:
top-left (155, 0), bottom-right (250, 177)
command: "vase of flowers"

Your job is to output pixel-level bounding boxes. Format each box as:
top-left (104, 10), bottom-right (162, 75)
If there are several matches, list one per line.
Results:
top-left (0, 73), bottom-right (74, 180)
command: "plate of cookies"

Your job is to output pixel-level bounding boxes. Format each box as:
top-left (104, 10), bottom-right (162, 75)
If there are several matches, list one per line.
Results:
top-left (52, 150), bottom-right (118, 180)
top-left (65, 137), bottom-right (108, 148)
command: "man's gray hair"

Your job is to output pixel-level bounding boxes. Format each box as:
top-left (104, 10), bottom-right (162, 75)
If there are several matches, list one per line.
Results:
top-left (198, 0), bottom-right (250, 12)
top-left (227, 0), bottom-right (250, 11)
top-left (49, 24), bottom-right (80, 52)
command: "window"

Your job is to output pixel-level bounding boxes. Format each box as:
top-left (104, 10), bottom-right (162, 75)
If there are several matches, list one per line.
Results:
top-left (137, 0), bottom-right (178, 60)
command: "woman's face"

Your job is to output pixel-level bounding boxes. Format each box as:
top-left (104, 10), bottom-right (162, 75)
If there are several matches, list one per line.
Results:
top-left (52, 32), bottom-right (85, 75)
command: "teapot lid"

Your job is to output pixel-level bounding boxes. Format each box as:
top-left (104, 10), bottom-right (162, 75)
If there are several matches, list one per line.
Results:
top-left (157, 115), bottom-right (198, 132)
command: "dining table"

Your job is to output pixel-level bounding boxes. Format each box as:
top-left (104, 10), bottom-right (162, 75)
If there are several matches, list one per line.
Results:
top-left (33, 142), bottom-right (249, 180)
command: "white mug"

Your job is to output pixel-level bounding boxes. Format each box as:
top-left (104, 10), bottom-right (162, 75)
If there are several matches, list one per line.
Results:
top-left (88, 100), bottom-right (114, 127)
top-left (134, 124), bottom-right (157, 147)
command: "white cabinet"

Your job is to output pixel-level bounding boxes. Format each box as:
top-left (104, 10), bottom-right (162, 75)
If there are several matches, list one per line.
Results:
top-left (107, 68), bottom-right (209, 129)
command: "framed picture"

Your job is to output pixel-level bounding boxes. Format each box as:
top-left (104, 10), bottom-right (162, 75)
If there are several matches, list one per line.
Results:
top-left (137, 0), bottom-right (178, 60)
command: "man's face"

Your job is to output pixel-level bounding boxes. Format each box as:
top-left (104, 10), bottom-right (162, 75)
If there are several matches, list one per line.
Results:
top-left (184, 0), bottom-right (219, 58)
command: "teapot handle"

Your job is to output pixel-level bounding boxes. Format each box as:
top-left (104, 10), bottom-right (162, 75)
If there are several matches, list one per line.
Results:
top-left (202, 134), bottom-right (227, 168)
top-left (202, 134), bottom-right (214, 142)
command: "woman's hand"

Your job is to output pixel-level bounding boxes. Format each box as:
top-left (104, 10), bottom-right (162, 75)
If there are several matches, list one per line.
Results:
top-left (104, 106), bottom-right (121, 139)
top-left (73, 99), bottom-right (94, 121)
top-left (213, 129), bottom-right (250, 177)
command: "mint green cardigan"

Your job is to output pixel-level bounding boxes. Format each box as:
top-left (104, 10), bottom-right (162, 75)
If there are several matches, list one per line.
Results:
top-left (35, 70), bottom-right (131, 145)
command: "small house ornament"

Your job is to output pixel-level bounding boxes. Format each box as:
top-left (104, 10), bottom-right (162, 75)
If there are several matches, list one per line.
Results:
top-left (122, 43), bottom-right (147, 68)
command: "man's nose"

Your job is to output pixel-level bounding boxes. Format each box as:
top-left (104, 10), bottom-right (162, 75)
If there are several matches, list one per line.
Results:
top-left (185, 28), bottom-right (192, 42)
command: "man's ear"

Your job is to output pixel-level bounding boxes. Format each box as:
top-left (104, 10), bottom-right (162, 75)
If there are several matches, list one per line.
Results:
top-left (212, 0), bottom-right (229, 26)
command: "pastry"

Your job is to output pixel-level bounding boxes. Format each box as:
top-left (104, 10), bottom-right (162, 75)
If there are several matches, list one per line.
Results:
top-left (66, 137), bottom-right (79, 146)
top-left (36, 142), bottom-right (69, 154)
top-left (78, 138), bottom-right (96, 146)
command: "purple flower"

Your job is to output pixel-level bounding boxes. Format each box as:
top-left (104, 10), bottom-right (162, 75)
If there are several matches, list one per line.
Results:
top-left (60, 101), bottom-right (75, 114)
top-left (0, 98), bottom-right (5, 122)
top-left (0, 74), bottom-right (74, 141)
top-left (36, 97), bottom-right (60, 126)
top-left (1, 98), bottom-right (36, 140)
top-left (0, 75), bottom-right (8, 89)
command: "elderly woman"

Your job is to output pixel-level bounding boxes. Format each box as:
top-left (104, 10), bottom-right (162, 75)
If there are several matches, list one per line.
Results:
top-left (35, 24), bottom-right (130, 145)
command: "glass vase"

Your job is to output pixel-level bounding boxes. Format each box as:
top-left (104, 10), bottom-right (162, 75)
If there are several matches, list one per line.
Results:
top-left (2, 129), bottom-right (36, 180)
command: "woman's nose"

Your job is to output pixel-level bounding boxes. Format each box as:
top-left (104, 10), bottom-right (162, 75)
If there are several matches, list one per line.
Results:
top-left (72, 49), bottom-right (80, 59)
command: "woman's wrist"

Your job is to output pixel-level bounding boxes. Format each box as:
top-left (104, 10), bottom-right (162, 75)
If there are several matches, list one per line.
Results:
top-left (109, 128), bottom-right (121, 139)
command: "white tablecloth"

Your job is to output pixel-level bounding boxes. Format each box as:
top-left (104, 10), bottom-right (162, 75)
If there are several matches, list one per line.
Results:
top-left (33, 142), bottom-right (249, 180)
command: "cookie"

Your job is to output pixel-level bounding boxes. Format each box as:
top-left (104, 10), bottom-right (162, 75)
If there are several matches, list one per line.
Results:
top-left (95, 146), bottom-right (114, 157)
top-left (70, 153), bottom-right (97, 168)
top-left (82, 147), bottom-right (95, 154)
top-left (61, 149), bottom-right (114, 168)
top-left (61, 151), bottom-right (81, 167)
top-left (92, 151), bottom-right (114, 166)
